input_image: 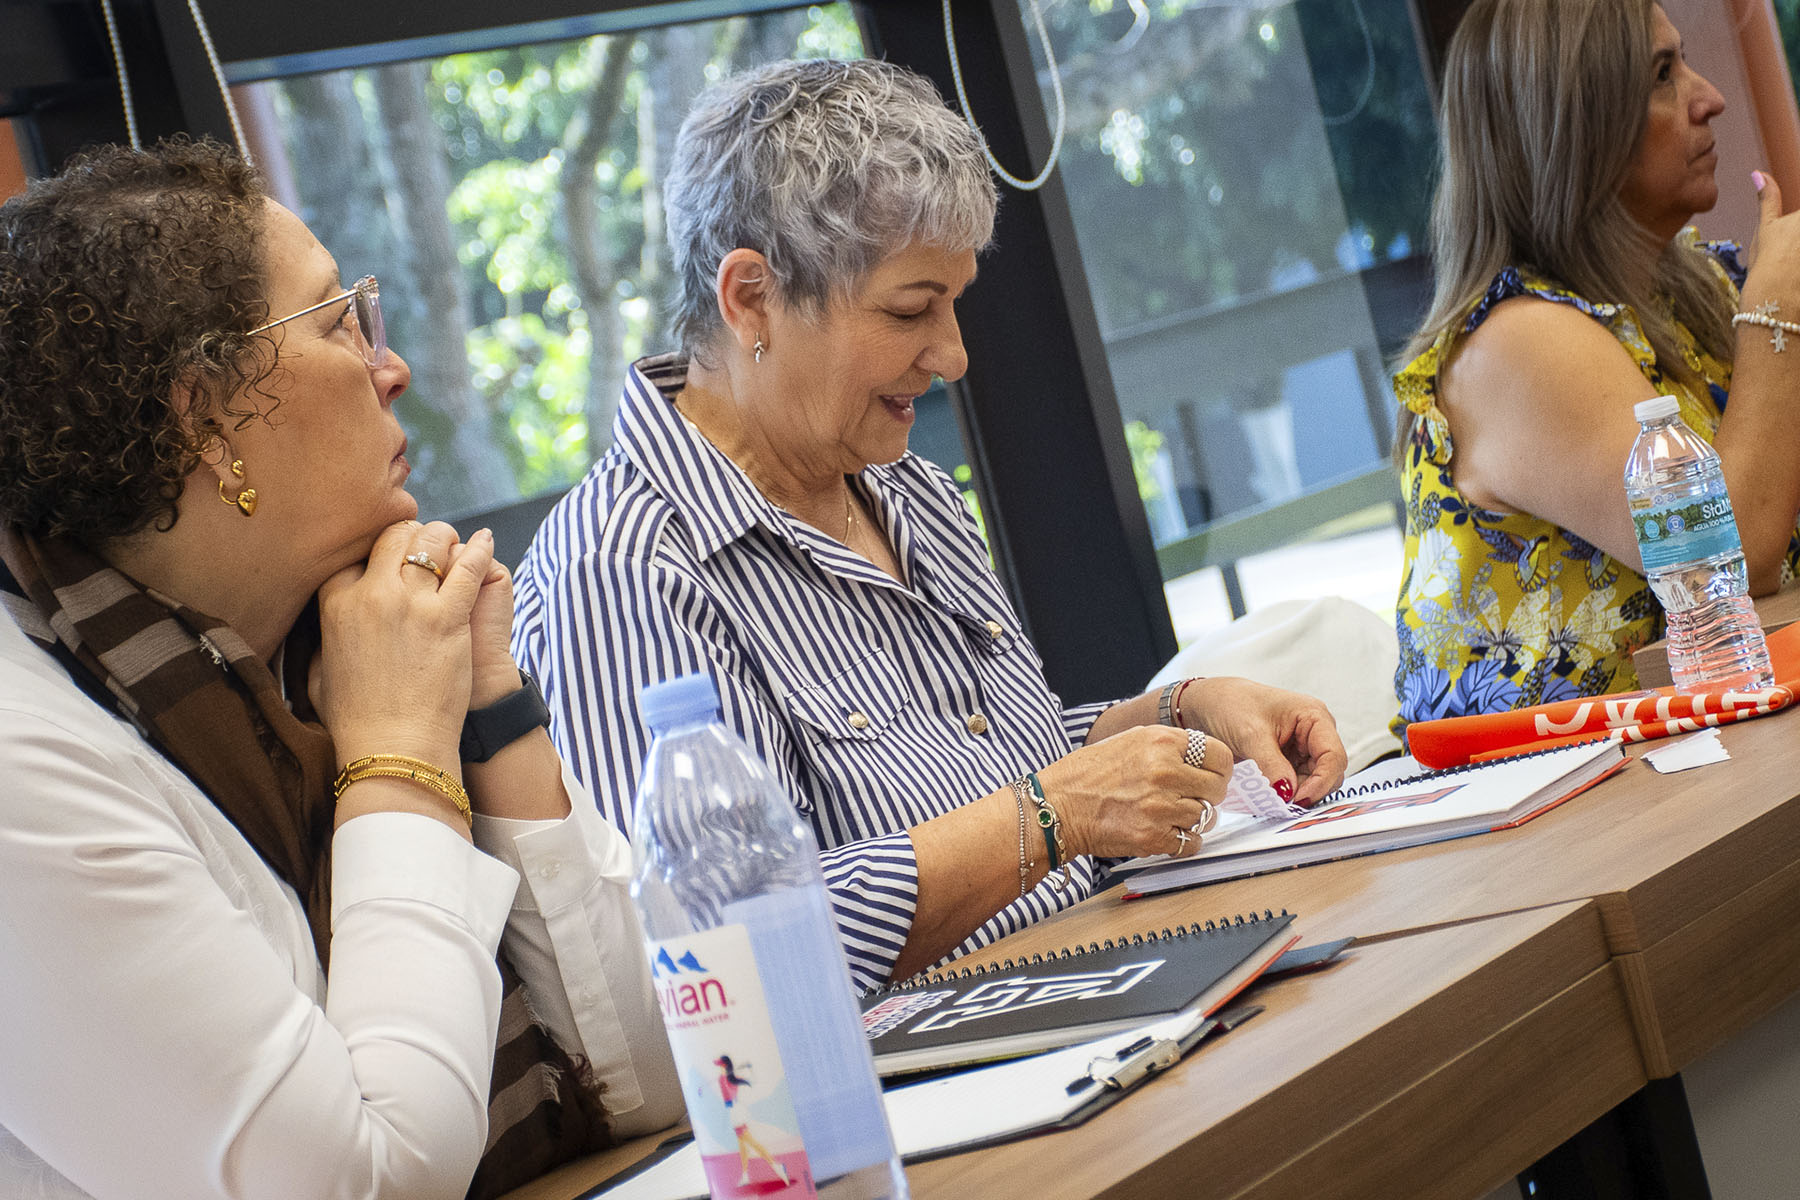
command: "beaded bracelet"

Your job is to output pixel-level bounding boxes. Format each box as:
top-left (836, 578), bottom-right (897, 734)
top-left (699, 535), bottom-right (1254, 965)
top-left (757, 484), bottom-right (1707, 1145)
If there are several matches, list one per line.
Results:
top-left (1733, 304), bottom-right (1800, 353)
top-left (334, 754), bottom-right (472, 826)
top-left (1025, 772), bottom-right (1073, 891)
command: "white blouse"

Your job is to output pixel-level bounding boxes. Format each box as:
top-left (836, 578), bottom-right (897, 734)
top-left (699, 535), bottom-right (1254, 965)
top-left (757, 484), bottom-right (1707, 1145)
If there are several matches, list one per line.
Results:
top-left (0, 601), bottom-right (682, 1200)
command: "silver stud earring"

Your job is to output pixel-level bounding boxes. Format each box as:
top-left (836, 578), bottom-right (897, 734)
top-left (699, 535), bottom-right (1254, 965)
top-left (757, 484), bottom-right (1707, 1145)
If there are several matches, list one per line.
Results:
top-left (753, 336), bottom-right (765, 364)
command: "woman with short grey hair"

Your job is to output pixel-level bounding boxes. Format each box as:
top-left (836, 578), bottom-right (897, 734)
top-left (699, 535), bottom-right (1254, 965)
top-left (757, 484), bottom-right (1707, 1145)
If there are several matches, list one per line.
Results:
top-left (514, 58), bottom-right (1345, 987)
top-left (664, 58), bottom-right (998, 347)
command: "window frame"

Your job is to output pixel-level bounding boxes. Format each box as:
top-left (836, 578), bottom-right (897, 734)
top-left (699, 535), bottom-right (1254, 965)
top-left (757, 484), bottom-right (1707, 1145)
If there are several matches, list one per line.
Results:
top-left (5, 0), bottom-right (1475, 703)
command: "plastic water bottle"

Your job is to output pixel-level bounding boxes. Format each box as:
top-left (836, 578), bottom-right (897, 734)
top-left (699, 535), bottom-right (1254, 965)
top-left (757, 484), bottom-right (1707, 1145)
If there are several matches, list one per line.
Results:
top-left (630, 673), bottom-right (907, 1200)
top-left (1624, 394), bottom-right (1773, 692)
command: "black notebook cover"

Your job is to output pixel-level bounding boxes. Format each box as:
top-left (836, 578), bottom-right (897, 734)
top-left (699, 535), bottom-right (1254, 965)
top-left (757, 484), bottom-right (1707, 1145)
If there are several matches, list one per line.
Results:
top-left (859, 910), bottom-right (1296, 1076)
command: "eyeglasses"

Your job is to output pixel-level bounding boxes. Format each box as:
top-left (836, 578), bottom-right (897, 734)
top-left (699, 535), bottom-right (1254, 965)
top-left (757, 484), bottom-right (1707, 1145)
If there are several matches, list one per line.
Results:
top-left (250, 275), bottom-right (388, 368)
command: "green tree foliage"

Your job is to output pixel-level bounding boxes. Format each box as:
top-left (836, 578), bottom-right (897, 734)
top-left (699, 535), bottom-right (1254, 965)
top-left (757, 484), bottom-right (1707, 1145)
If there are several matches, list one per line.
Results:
top-left (260, 6), bottom-right (862, 519)
top-left (1010, 0), bottom-right (1435, 531)
top-left (1033, 0), bottom-right (1435, 333)
top-left (1778, 1), bottom-right (1800, 107)
top-left (258, 0), bottom-right (1430, 536)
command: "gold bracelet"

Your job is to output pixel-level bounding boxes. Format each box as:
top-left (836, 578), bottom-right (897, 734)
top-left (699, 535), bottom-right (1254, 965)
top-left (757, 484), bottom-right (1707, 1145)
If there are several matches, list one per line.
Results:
top-left (1011, 778), bottom-right (1032, 897)
top-left (333, 754), bottom-right (472, 826)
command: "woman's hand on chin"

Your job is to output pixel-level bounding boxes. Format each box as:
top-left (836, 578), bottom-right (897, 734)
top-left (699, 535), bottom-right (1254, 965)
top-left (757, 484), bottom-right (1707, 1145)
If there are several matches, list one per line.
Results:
top-left (456, 530), bottom-right (526, 708)
top-left (312, 519), bottom-right (494, 769)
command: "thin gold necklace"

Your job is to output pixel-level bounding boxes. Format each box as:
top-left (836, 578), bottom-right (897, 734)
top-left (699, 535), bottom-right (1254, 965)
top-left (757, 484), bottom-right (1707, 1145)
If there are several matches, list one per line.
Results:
top-left (763, 483), bottom-right (855, 544)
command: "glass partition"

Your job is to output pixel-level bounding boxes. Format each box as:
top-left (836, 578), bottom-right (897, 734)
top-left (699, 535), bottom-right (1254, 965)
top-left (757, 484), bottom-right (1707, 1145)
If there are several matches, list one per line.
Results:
top-left (236, 6), bottom-right (978, 559)
top-left (1014, 0), bottom-right (1438, 637)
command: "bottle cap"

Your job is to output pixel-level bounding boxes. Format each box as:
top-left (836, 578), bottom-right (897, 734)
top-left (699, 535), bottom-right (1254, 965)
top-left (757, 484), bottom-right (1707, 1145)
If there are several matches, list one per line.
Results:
top-left (639, 672), bottom-right (721, 733)
top-left (1634, 394), bottom-right (1680, 422)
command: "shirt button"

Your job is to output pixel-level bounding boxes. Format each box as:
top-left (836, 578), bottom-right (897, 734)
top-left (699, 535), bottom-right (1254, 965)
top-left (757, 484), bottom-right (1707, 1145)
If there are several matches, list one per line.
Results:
top-left (847, 711), bottom-right (871, 731)
top-left (966, 713), bottom-right (990, 735)
top-left (984, 620), bottom-right (1004, 638)
top-left (539, 860), bottom-right (561, 880)
top-left (579, 988), bottom-right (599, 1008)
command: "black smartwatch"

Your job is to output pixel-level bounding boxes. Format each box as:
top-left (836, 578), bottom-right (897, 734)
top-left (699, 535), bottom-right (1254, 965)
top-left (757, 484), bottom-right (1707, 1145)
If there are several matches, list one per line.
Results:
top-left (460, 671), bottom-right (552, 763)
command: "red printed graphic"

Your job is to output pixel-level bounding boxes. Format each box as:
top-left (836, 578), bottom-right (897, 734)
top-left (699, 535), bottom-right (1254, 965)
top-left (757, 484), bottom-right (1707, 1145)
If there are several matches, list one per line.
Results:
top-left (1283, 786), bottom-right (1462, 832)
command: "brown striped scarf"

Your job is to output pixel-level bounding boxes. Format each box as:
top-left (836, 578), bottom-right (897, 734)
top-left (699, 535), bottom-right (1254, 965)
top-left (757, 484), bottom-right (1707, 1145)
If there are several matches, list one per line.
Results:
top-left (0, 527), bottom-right (614, 1198)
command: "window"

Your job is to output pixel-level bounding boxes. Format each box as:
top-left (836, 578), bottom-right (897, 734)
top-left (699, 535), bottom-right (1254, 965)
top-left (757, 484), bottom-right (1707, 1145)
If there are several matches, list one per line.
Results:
top-left (236, 5), bottom-right (975, 553)
top-left (1015, 0), bottom-right (1438, 640)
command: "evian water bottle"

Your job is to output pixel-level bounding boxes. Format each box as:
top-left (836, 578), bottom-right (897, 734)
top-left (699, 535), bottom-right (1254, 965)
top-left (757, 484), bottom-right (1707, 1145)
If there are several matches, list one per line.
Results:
top-left (630, 673), bottom-right (907, 1200)
top-left (1624, 394), bottom-right (1773, 692)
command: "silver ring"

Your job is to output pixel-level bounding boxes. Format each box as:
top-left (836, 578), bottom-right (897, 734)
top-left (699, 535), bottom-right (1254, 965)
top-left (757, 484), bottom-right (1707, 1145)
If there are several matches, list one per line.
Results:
top-left (1189, 800), bottom-right (1216, 834)
top-left (1182, 728), bottom-right (1209, 769)
top-left (403, 551), bottom-right (445, 580)
top-left (1173, 826), bottom-right (1191, 853)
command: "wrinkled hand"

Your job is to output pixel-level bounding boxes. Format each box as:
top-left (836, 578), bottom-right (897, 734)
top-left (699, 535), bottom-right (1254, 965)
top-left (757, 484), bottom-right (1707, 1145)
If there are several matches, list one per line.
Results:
top-left (1179, 677), bottom-right (1345, 808)
top-left (311, 520), bottom-right (492, 769)
top-left (1038, 725), bottom-right (1227, 860)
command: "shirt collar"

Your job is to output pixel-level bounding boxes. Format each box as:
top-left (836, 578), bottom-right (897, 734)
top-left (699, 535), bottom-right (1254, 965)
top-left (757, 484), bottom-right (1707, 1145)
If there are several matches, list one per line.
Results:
top-left (613, 354), bottom-right (777, 560)
top-left (613, 353), bottom-right (915, 585)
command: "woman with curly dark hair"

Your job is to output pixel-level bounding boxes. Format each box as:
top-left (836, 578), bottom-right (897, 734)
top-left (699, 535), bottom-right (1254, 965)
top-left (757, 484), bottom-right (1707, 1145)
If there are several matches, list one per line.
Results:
top-left (0, 139), bottom-right (679, 1200)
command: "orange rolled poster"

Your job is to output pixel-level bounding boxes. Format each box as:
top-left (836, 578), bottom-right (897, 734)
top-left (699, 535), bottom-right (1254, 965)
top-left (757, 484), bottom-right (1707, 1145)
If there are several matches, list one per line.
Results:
top-left (1405, 620), bottom-right (1800, 768)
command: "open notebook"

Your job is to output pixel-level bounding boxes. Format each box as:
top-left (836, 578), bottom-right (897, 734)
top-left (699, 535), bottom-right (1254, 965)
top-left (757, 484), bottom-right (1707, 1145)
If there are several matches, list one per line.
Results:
top-left (1121, 736), bottom-right (1628, 898)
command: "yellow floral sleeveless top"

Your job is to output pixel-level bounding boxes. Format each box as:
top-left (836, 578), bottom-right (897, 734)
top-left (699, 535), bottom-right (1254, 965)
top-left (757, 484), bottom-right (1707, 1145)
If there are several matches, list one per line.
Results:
top-left (1393, 234), bottom-right (1800, 734)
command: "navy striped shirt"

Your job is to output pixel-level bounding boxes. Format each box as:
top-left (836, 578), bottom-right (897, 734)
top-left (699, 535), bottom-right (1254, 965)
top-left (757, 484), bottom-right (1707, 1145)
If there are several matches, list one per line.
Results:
top-left (512, 355), bottom-right (1114, 988)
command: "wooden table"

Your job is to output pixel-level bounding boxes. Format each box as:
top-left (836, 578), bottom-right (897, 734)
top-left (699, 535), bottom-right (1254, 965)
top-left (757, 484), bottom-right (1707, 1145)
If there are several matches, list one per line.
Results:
top-left (908, 903), bottom-right (1639, 1200)
top-left (508, 702), bottom-right (1800, 1199)
top-left (1034, 709), bottom-right (1800, 1077)
top-left (507, 903), bottom-right (1642, 1200)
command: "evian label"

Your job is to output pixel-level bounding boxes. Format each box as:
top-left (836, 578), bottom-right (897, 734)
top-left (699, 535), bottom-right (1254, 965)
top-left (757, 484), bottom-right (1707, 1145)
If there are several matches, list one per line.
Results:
top-left (649, 923), bottom-right (818, 1199)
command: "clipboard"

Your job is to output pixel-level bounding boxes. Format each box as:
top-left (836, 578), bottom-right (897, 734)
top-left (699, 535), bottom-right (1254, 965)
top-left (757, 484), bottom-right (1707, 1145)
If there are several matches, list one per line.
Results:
top-left (582, 1005), bottom-right (1261, 1199)
top-left (887, 1003), bottom-right (1261, 1160)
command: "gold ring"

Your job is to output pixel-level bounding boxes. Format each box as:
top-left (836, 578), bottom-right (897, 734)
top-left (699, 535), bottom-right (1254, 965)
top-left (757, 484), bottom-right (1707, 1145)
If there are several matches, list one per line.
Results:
top-left (403, 551), bottom-right (445, 580)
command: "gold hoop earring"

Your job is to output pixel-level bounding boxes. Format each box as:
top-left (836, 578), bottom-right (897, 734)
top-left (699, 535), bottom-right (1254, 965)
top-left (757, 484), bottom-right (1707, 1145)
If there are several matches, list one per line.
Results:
top-left (218, 459), bottom-right (257, 517)
top-left (753, 336), bottom-right (765, 364)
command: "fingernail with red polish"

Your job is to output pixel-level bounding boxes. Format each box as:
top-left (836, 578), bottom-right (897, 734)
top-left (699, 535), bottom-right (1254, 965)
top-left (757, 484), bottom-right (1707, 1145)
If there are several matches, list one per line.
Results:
top-left (1274, 779), bottom-right (1294, 801)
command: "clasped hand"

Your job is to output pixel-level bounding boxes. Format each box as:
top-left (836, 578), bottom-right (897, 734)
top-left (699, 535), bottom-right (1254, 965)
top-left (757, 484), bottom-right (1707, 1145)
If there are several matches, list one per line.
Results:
top-left (310, 520), bottom-right (517, 771)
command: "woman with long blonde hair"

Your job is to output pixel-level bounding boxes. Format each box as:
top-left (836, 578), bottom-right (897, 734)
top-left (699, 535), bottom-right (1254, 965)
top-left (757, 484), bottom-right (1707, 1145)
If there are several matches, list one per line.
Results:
top-left (1391, 0), bottom-right (1800, 730)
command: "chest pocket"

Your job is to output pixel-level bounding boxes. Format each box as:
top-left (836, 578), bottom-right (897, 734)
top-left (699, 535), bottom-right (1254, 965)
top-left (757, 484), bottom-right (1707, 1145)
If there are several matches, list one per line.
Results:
top-left (780, 649), bottom-right (913, 744)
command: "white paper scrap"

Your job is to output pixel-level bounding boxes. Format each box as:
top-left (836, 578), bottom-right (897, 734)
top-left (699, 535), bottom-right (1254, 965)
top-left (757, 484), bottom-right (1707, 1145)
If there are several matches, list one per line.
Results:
top-left (1642, 728), bottom-right (1730, 774)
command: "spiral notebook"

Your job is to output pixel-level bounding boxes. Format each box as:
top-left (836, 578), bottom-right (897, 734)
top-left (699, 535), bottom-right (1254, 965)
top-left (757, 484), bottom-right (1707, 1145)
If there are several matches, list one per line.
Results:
top-left (1121, 736), bottom-right (1628, 898)
top-left (858, 910), bottom-right (1297, 1076)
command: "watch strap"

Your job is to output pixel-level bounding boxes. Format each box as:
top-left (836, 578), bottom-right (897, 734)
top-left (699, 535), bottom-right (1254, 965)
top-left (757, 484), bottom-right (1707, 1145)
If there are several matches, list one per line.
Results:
top-left (460, 671), bottom-right (552, 763)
